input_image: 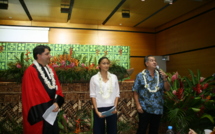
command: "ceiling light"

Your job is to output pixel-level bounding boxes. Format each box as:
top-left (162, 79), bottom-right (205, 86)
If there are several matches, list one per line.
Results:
top-left (164, 0), bottom-right (173, 4)
top-left (0, 0), bottom-right (8, 10)
top-left (122, 10), bottom-right (130, 18)
top-left (61, 4), bottom-right (70, 13)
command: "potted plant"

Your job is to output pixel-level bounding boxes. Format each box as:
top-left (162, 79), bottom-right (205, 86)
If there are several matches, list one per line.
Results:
top-left (163, 70), bottom-right (215, 134)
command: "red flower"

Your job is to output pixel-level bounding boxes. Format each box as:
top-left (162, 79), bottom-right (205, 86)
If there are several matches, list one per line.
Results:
top-left (16, 63), bottom-right (22, 68)
top-left (171, 72), bottom-right (179, 82)
top-left (176, 88), bottom-right (184, 99)
top-left (193, 84), bottom-right (202, 94)
top-left (202, 83), bottom-right (209, 90)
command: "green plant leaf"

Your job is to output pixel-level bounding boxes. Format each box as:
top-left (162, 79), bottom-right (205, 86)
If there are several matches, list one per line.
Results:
top-left (201, 114), bottom-right (214, 124)
top-left (191, 108), bottom-right (200, 112)
top-left (197, 69), bottom-right (201, 83)
top-left (189, 69), bottom-right (196, 85)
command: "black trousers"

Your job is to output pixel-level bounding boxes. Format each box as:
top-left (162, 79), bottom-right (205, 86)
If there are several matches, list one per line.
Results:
top-left (136, 111), bottom-right (162, 134)
top-left (43, 118), bottom-right (59, 134)
top-left (93, 106), bottom-right (117, 134)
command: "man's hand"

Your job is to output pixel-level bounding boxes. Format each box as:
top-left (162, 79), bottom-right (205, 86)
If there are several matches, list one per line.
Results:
top-left (159, 69), bottom-right (167, 80)
top-left (52, 102), bottom-right (59, 112)
top-left (137, 105), bottom-right (144, 113)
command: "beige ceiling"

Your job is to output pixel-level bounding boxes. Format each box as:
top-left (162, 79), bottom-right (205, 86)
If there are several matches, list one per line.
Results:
top-left (0, 0), bottom-right (213, 29)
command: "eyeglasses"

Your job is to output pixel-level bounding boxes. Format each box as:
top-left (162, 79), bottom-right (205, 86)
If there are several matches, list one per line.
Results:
top-left (148, 59), bottom-right (156, 62)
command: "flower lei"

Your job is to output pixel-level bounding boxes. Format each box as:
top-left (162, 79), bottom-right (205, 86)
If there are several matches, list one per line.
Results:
top-left (33, 60), bottom-right (56, 90)
top-left (142, 69), bottom-right (160, 93)
top-left (98, 71), bottom-right (113, 99)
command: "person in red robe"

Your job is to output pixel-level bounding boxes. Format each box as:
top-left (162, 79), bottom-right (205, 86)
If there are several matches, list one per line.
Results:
top-left (22, 45), bottom-right (64, 134)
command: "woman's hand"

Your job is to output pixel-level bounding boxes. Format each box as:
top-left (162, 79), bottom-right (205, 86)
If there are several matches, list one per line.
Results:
top-left (96, 111), bottom-right (105, 118)
top-left (111, 108), bottom-right (117, 114)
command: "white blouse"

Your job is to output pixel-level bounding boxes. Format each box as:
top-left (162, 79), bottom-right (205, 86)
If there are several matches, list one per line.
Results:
top-left (90, 72), bottom-right (120, 108)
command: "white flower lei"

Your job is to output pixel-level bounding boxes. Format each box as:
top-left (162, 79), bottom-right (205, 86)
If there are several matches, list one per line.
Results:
top-left (33, 60), bottom-right (56, 90)
top-left (98, 71), bottom-right (113, 99)
top-left (142, 69), bottom-right (160, 93)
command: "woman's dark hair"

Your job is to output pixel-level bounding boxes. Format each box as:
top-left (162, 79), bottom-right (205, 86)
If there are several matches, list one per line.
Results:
top-left (33, 45), bottom-right (51, 60)
top-left (98, 57), bottom-right (110, 64)
top-left (144, 55), bottom-right (154, 67)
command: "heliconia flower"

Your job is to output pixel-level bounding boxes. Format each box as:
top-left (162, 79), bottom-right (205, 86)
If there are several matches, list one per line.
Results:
top-left (171, 72), bottom-right (179, 82)
top-left (193, 83), bottom-right (202, 94)
top-left (176, 88), bottom-right (184, 99)
top-left (202, 83), bottom-right (209, 90)
top-left (16, 64), bottom-right (22, 68)
top-left (81, 63), bottom-right (85, 67)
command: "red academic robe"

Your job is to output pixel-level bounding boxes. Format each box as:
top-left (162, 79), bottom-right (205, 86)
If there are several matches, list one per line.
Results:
top-left (22, 64), bottom-right (64, 134)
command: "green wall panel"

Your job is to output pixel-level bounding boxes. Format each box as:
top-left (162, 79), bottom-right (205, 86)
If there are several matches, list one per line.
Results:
top-left (0, 43), bottom-right (130, 70)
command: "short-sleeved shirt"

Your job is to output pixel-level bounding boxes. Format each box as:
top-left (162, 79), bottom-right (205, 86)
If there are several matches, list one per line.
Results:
top-left (132, 69), bottom-right (164, 115)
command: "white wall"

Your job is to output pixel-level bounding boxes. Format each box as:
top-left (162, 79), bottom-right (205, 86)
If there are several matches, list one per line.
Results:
top-left (0, 26), bottom-right (49, 42)
top-left (154, 56), bottom-right (167, 72)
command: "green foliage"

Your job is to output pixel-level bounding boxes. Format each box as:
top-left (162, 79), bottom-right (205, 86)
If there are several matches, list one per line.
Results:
top-left (163, 70), bottom-right (215, 134)
top-left (0, 52), bottom-right (32, 82)
top-left (58, 110), bottom-right (75, 134)
top-left (0, 51), bottom-right (129, 83)
top-left (109, 63), bottom-right (128, 81)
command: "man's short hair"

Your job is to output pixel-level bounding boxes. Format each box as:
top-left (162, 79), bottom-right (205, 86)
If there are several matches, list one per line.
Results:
top-left (33, 45), bottom-right (51, 60)
top-left (144, 55), bottom-right (154, 67)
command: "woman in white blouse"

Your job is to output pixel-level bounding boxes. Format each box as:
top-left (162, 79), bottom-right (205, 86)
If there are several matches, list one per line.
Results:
top-left (90, 57), bottom-right (120, 134)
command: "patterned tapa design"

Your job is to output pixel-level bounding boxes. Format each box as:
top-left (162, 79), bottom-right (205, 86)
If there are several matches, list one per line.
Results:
top-left (0, 82), bottom-right (137, 133)
top-left (0, 43), bottom-right (130, 70)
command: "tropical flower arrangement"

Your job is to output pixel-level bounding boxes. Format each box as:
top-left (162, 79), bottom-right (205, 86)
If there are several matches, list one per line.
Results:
top-left (0, 49), bottom-right (129, 83)
top-left (163, 70), bottom-right (215, 134)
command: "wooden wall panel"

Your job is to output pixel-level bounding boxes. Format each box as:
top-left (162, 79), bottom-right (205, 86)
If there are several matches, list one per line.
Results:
top-left (129, 57), bottom-right (145, 80)
top-left (155, 9), bottom-right (215, 55)
top-left (49, 28), bottom-right (156, 56)
top-left (156, 0), bottom-right (215, 32)
top-left (166, 47), bottom-right (215, 77)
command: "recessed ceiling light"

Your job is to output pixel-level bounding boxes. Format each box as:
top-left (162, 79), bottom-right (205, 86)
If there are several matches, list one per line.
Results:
top-left (9, 17), bottom-right (12, 19)
top-left (119, 23), bottom-right (122, 25)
